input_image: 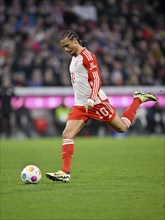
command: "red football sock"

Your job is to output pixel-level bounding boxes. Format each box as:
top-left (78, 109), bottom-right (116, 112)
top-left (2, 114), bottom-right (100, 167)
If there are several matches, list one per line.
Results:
top-left (121, 98), bottom-right (142, 127)
top-left (61, 139), bottom-right (74, 173)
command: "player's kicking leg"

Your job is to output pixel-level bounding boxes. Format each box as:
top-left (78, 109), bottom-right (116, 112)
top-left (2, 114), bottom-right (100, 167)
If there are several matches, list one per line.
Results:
top-left (133, 91), bottom-right (158, 102)
top-left (107, 91), bottom-right (158, 132)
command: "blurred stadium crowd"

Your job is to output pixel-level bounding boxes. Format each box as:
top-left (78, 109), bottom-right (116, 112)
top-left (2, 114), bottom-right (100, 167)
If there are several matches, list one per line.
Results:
top-left (0, 0), bottom-right (165, 87)
top-left (0, 0), bottom-right (165, 138)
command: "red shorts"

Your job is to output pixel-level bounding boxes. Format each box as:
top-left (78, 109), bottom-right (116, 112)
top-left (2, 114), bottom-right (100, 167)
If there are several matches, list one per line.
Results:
top-left (67, 99), bottom-right (116, 123)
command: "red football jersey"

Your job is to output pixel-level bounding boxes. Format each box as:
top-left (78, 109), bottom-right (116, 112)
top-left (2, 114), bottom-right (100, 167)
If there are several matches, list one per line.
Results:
top-left (69, 48), bottom-right (108, 106)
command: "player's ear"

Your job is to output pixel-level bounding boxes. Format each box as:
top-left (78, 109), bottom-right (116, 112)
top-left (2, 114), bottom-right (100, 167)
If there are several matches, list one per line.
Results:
top-left (72, 37), bottom-right (78, 44)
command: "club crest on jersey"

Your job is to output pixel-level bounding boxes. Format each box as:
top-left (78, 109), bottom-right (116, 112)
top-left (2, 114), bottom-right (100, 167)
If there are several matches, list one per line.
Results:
top-left (90, 62), bottom-right (97, 70)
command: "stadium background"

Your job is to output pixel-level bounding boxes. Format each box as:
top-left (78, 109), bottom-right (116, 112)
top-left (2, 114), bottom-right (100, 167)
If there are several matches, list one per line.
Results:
top-left (0, 0), bottom-right (165, 138)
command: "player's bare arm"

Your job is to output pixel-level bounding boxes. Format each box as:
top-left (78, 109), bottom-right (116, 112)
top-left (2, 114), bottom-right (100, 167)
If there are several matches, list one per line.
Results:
top-left (85, 99), bottom-right (94, 113)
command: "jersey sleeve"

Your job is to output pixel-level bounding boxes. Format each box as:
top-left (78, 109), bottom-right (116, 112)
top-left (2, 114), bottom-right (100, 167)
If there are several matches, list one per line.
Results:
top-left (82, 50), bottom-right (102, 101)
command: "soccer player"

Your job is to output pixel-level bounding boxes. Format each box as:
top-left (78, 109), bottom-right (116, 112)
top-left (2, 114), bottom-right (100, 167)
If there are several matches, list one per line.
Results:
top-left (46, 30), bottom-right (157, 182)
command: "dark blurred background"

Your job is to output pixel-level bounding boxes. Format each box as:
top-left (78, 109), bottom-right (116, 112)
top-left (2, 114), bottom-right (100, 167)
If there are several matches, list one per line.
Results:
top-left (0, 0), bottom-right (165, 139)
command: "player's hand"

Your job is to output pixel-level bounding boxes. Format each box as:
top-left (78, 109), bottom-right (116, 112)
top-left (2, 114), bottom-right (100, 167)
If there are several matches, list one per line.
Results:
top-left (85, 99), bottom-right (94, 113)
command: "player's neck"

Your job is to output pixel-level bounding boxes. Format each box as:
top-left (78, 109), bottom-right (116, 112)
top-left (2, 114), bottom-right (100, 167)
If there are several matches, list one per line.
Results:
top-left (75, 46), bottom-right (85, 56)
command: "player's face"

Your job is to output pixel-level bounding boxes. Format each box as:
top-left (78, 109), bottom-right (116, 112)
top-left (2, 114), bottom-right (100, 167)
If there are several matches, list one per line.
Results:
top-left (60, 37), bottom-right (79, 56)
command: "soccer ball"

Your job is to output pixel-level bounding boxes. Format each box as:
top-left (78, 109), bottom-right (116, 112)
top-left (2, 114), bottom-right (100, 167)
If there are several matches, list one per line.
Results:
top-left (21, 165), bottom-right (42, 184)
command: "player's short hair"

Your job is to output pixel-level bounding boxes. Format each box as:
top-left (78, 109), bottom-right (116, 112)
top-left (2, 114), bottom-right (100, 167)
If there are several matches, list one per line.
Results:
top-left (60, 30), bottom-right (85, 46)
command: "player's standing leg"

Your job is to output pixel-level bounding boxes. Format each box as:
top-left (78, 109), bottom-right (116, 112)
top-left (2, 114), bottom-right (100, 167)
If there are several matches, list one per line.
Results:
top-left (46, 119), bottom-right (85, 182)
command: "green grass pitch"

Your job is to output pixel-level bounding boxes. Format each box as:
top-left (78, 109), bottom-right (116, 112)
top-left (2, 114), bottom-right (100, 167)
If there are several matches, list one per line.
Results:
top-left (0, 136), bottom-right (164, 220)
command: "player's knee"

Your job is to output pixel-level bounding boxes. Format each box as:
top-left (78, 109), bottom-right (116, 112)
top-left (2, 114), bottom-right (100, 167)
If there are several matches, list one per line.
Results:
top-left (118, 128), bottom-right (126, 133)
top-left (116, 125), bottom-right (128, 133)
